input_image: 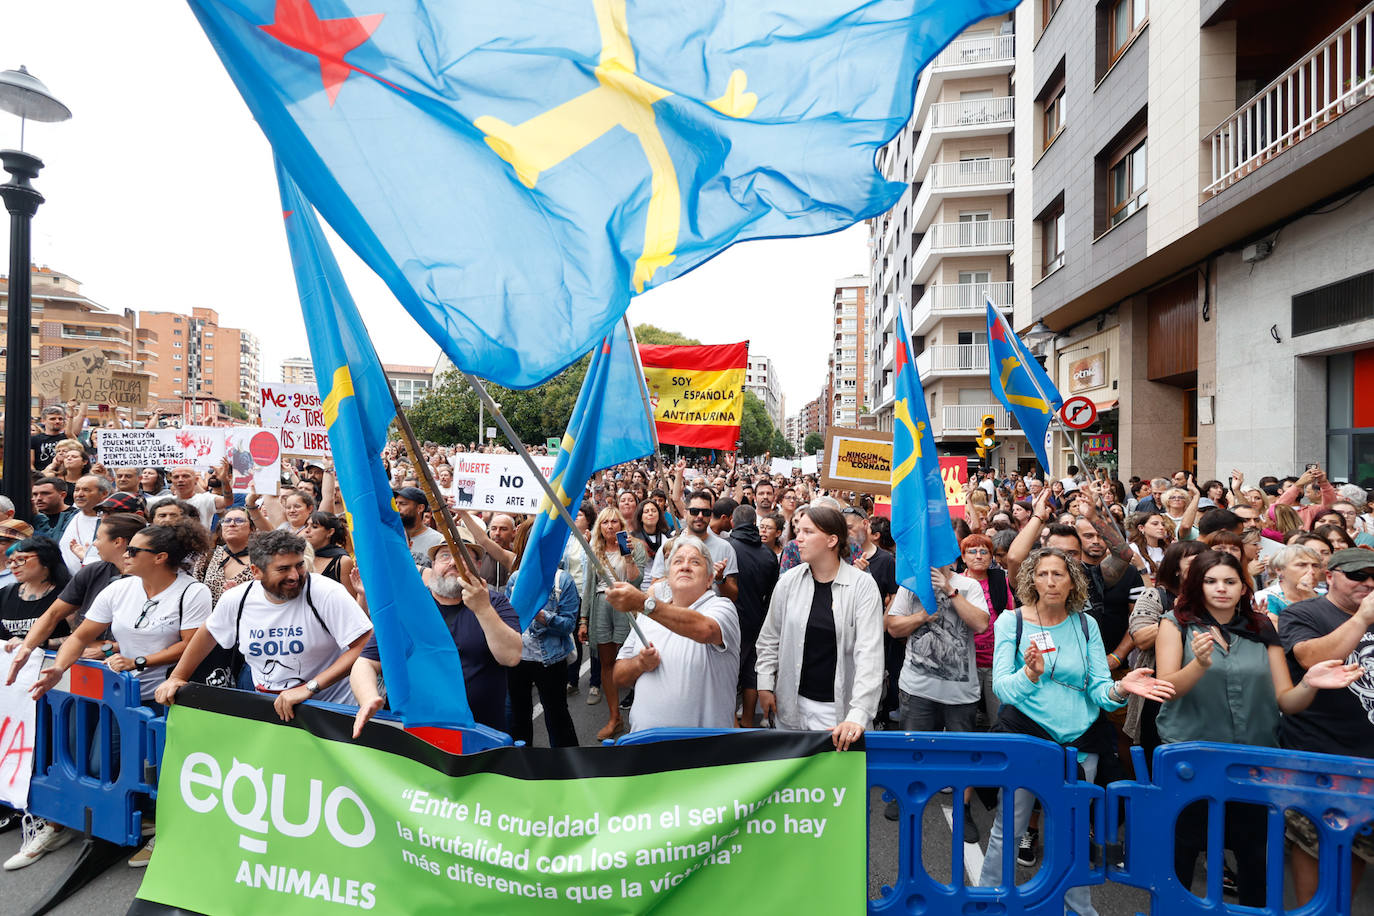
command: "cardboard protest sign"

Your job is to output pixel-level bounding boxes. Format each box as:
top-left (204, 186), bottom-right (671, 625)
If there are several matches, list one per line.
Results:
top-left (820, 427), bottom-right (893, 495)
top-left (259, 383), bottom-right (331, 456)
top-left (136, 689), bottom-right (865, 916)
top-left (98, 427), bottom-right (283, 495)
top-left (0, 651), bottom-right (43, 810)
top-left (33, 347), bottom-right (109, 398)
top-left (445, 453), bottom-right (556, 514)
top-left (61, 370), bottom-right (148, 408)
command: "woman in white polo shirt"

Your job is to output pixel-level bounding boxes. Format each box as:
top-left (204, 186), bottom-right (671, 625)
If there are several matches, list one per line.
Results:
top-left (32, 520), bottom-right (213, 703)
top-left (26, 520), bottom-right (212, 869)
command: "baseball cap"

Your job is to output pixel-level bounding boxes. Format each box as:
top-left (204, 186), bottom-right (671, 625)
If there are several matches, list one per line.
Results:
top-left (392, 486), bottom-right (428, 507)
top-left (0, 519), bottom-right (34, 540)
top-left (1328, 548), bottom-right (1374, 574)
top-left (98, 492), bottom-right (147, 516)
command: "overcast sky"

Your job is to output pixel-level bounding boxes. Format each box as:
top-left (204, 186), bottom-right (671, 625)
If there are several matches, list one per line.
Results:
top-left (0, 3), bottom-right (869, 417)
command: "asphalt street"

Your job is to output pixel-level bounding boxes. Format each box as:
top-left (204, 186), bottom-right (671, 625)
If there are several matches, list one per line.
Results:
top-left (2, 659), bottom-right (1371, 915)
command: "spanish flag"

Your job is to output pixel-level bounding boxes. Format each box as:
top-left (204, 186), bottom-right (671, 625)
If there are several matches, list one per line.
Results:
top-left (277, 160), bottom-right (475, 730)
top-left (638, 342), bottom-right (749, 450)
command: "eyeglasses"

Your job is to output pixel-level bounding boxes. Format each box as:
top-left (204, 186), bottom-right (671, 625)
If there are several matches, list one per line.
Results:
top-left (125, 545), bottom-right (157, 556)
top-left (134, 599), bottom-right (158, 629)
top-left (964, 548), bottom-right (991, 556)
top-left (7, 554), bottom-right (34, 567)
top-left (221, 517), bottom-right (250, 526)
top-left (686, 507), bottom-right (711, 516)
top-left (1340, 569), bottom-right (1374, 583)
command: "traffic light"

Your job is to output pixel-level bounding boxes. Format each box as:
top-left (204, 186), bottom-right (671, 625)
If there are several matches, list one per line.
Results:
top-left (975, 413), bottom-right (998, 465)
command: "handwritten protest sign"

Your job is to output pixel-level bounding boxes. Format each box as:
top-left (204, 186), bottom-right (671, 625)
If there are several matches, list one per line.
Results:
top-left (0, 651), bottom-right (42, 810)
top-left (259, 383), bottom-right (331, 456)
top-left (33, 347), bottom-right (109, 398)
top-left (98, 427), bottom-right (283, 495)
top-left (62, 370), bottom-right (148, 408)
top-left (445, 453), bottom-right (556, 514)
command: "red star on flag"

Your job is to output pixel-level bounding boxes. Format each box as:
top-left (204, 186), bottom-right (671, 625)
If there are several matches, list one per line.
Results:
top-left (259, 0), bottom-right (385, 106)
top-left (895, 340), bottom-right (908, 373)
top-left (989, 318), bottom-right (1008, 342)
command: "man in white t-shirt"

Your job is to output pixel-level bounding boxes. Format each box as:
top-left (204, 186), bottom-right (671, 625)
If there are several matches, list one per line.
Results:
top-left (157, 530), bottom-right (372, 720)
top-left (57, 475), bottom-right (111, 574)
top-left (609, 535), bottom-right (740, 732)
top-left (160, 466), bottom-right (229, 529)
top-left (647, 491), bottom-right (739, 600)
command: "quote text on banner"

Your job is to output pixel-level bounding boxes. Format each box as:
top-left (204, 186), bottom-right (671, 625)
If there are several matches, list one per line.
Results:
top-left (97, 427), bottom-right (282, 495)
top-left (135, 690), bottom-right (865, 915)
top-left (639, 342), bottom-right (748, 450)
top-left (260, 383), bottom-right (332, 457)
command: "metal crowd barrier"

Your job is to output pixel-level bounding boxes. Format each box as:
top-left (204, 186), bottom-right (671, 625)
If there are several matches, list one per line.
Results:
top-left (30, 659), bottom-right (158, 849)
top-left (1109, 742), bottom-right (1374, 915)
top-left (18, 676), bottom-right (1374, 916)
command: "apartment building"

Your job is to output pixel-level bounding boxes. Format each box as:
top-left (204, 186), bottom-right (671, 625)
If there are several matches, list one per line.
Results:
top-left (383, 364), bottom-right (434, 408)
top-left (281, 356), bottom-right (316, 386)
top-left (830, 275), bottom-right (868, 427)
top-left (0, 267), bottom-right (151, 415)
top-left (744, 353), bottom-right (785, 429)
top-left (867, 13), bottom-right (1031, 471)
top-left (138, 307), bottom-right (261, 418)
top-left (1019, 0), bottom-right (1374, 484)
top-left (799, 395), bottom-right (823, 444)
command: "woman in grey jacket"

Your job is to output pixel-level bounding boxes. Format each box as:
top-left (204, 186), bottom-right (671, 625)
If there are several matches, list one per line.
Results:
top-left (756, 506), bottom-right (884, 750)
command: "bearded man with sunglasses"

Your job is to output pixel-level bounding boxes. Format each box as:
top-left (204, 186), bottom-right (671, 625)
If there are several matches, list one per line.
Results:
top-left (647, 491), bottom-right (738, 602)
top-left (1278, 548), bottom-right (1374, 905)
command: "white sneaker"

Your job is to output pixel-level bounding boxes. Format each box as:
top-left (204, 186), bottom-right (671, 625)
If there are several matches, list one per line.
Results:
top-left (3, 816), bottom-right (74, 870)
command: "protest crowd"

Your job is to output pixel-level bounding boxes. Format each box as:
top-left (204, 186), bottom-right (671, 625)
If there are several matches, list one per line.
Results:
top-left (0, 399), bottom-right (1372, 912)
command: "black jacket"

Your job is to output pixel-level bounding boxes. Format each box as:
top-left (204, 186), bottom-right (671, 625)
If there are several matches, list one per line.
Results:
top-left (727, 524), bottom-right (779, 638)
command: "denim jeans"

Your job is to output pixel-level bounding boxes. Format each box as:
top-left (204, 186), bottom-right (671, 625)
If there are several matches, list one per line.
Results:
top-left (978, 752), bottom-right (1100, 916)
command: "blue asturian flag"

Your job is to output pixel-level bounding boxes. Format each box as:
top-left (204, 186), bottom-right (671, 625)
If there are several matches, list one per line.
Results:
top-left (276, 159), bottom-right (475, 729)
top-left (190, 0), bottom-right (1019, 388)
top-left (891, 307), bottom-right (960, 614)
top-left (508, 324), bottom-right (653, 627)
top-left (987, 300), bottom-right (1065, 472)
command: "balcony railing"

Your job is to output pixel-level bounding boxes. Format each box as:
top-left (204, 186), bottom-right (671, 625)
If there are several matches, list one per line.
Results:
top-left (926, 219), bottom-right (1015, 251)
top-left (916, 281), bottom-right (1014, 319)
top-left (933, 34), bottom-right (1015, 70)
top-left (1206, 2), bottom-right (1374, 195)
top-left (942, 404), bottom-right (1014, 433)
top-left (916, 345), bottom-right (989, 375)
top-left (928, 157), bottom-right (1014, 191)
top-left (928, 96), bottom-right (1014, 130)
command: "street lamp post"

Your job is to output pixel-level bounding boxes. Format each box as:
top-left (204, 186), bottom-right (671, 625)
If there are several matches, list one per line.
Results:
top-left (0, 67), bottom-right (70, 521)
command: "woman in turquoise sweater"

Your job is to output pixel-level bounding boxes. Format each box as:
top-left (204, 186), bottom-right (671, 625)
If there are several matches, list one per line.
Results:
top-left (1154, 550), bottom-right (1357, 907)
top-left (978, 547), bottom-right (1174, 915)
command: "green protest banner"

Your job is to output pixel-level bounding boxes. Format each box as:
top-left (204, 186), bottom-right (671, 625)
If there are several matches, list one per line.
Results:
top-left (135, 689), bottom-right (865, 915)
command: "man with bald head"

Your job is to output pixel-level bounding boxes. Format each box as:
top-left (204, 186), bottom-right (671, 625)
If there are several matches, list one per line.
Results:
top-left (480, 513), bottom-right (518, 588)
top-left (58, 475), bottom-right (113, 573)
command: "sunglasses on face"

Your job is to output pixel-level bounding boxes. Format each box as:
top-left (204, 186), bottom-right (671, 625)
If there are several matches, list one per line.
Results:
top-left (125, 545), bottom-right (157, 556)
top-left (686, 507), bottom-right (711, 516)
top-left (1341, 569), bottom-right (1374, 583)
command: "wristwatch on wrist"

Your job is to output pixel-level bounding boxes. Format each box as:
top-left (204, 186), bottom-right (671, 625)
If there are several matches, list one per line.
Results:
top-left (101, 642), bottom-right (115, 658)
top-left (134, 656), bottom-right (148, 672)
top-left (641, 596), bottom-right (657, 616)
top-left (305, 679), bottom-right (321, 694)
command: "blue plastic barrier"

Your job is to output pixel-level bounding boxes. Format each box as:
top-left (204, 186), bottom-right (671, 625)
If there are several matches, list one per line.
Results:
top-left (1109, 742), bottom-right (1374, 915)
top-left (618, 728), bottom-right (1107, 915)
top-left (29, 658), bottom-right (159, 848)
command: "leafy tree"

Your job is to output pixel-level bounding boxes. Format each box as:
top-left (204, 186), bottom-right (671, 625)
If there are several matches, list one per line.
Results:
top-left (633, 324), bottom-right (701, 347)
top-left (770, 429), bottom-right (795, 458)
top-left (406, 323), bottom-right (692, 446)
top-left (223, 400), bottom-right (248, 421)
top-left (804, 431), bottom-right (824, 454)
top-left (737, 390), bottom-right (776, 458)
